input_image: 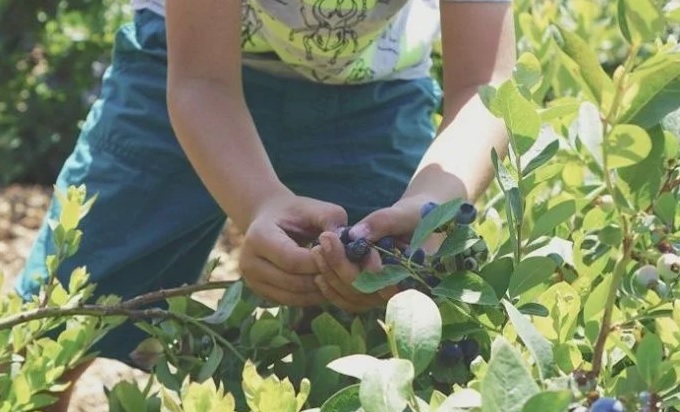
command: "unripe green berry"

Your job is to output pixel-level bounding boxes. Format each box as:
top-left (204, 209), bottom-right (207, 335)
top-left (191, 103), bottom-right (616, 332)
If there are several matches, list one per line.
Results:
top-left (599, 194), bottom-right (615, 213)
top-left (657, 253), bottom-right (680, 282)
top-left (655, 280), bottom-right (670, 299)
top-left (634, 265), bottom-right (659, 289)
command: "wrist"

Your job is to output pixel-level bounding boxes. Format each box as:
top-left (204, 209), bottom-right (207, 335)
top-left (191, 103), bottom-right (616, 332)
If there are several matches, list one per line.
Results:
top-left (229, 180), bottom-right (294, 231)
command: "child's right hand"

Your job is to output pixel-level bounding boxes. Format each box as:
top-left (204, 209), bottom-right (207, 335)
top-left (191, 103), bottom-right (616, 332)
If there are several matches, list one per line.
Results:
top-left (238, 192), bottom-right (348, 307)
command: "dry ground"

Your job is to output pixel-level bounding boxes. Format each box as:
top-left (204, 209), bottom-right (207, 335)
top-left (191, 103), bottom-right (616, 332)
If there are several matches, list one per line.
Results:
top-left (0, 184), bottom-right (243, 411)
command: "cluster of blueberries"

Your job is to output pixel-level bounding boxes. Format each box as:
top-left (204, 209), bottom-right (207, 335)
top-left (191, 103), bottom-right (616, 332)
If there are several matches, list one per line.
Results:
top-left (338, 200), bottom-right (483, 294)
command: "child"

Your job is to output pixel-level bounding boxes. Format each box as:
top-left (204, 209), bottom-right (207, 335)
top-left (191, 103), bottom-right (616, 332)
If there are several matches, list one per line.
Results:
top-left (17, 0), bottom-right (514, 409)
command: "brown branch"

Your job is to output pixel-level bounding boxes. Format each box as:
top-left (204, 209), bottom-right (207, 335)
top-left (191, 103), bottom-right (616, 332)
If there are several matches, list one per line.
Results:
top-left (0, 280), bottom-right (237, 330)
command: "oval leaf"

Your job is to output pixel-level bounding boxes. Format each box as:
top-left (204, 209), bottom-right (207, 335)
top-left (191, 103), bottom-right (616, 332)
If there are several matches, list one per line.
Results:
top-left (327, 355), bottom-right (380, 380)
top-left (386, 289), bottom-right (443, 376)
top-left (359, 358), bottom-right (414, 412)
top-left (481, 337), bottom-right (540, 412)
top-left (320, 384), bottom-right (362, 412)
top-left (433, 272), bottom-right (500, 306)
top-left (352, 265), bottom-right (410, 294)
top-left (508, 256), bottom-right (557, 298)
top-left (606, 124), bottom-right (652, 169)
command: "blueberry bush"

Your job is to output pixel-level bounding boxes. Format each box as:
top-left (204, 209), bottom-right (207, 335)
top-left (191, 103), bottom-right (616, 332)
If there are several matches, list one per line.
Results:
top-left (2, 0), bottom-right (680, 411)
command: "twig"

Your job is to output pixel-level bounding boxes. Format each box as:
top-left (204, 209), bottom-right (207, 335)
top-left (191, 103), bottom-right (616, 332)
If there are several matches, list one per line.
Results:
top-left (0, 280), bottom-right (236, 330)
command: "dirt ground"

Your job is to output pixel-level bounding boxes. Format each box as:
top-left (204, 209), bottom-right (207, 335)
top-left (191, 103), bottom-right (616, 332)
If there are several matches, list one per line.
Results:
top-left (0, 184), bottom-right (243, 411)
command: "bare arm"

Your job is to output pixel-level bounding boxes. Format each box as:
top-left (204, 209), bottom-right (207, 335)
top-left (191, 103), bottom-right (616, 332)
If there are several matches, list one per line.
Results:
top-left (165, 0), bottom-right (291, 231)
top-left (403, 1), bottom-right (516, 204)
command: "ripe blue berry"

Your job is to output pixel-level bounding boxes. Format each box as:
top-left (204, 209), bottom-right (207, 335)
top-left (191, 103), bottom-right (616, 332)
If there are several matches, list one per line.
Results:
top-left (376, 236), bottom-right (396, 251)
top-left (425, 275), bottom-right (440, 287)
top-left (638, 391), bottom-right (650, 404)
top-left (410, 248), bottom-right (426, 265)
top-left (432, 257), bottom-right (446, 273)
top-left (438, 342), bottom-right (463, 365)
top-left (459, 339), bottom-right (480, 364)
top-left (590, 397), bottom-right (625, 412)
top-left (345, 238), bottom-right (370, 263)
top-left (455, 202), bottom-right (477, 225)
top-left (382, 255), bottom-right (401, 265)
top-left (420, 201), bottom-right (439, 218)
top-left (339, 226), bottom-right (353, 245)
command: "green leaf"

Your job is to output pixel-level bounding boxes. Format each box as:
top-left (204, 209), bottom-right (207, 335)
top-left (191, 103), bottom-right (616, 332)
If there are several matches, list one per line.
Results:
top-left (478, 256), bottom-right (514, 299)
top-left (513, 52), bottom-right (542, 90)
top-left (518, 303), bottom-right (549, 317)
top-left (637, 333), bottom-right (663, 389)
top-left (307, 346), bottom-right (343, 406)
top-left (196, 342), bottom-right (223, 382)
top-left (520, 391), bottom-right (572, 412)
top-left (359, 358), bottom-right (414, 412)
top-left (386, 289), bottom-right (442, 376)
top-left (554, 26), bottom-right (614, 105)
top-left (108, 381), bottom-right (147, 412)
top-left (481, 337), bottom-right (540, 412)
top-left (201, 281), bottom-right (243, 325)
top-left (606, 124), bottom-right (652, 168)
top-left (312, 312), bottom-right (353, 356)
top-left (617, 0), bottom-right (633, 43)
top-left (433, 272), bottom-right (500, 306)
top-left (327, 354), bottom-right (380, 379)
top-left (529, 200), bottom-right (576, 241)
top-left (320, 384), bottom-right (362, 412)
top-left (522, 138), bottom-right (559, 178)
top-left (249, 319), bottom-right (281, 347)
top-left (508, 257), bottom-right (557, 298)
top-left (438, 388), bottom-right (482, 410)
top-left (353, 265), bottom-right (410, 294)
top-left (654, 192), bottom-right (676, 226)
top-left (435, 225), bottom-right (477, 257)
top-left (554, 342), bottom-right (583, 373)
top-left (619, 52), bottom-right (680, 128)
top-left (410, 198), bottom-right (464, 251)
top-left (618, 125), bottom-right (666, 210)
top-left (584, 275), bottom-right (614, 323)
top-left (496, 80), bottom-right (541, 154)
top-left (577, 101), bottom-right (604, 167)
top-left (161, 387), bottom-right (184, 412)
top-left (620, 0), bottom-right (665, 44)
top-left (502, 300), bottom-right (556, 380)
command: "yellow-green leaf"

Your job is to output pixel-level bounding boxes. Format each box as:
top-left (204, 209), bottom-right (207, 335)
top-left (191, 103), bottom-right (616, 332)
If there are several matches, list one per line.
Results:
top-left (606, 124), bottom-right (652, 169)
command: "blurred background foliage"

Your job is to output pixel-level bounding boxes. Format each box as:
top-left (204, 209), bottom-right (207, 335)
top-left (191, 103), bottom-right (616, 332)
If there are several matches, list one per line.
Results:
top-left (0, 0), bottom-right (677, 185)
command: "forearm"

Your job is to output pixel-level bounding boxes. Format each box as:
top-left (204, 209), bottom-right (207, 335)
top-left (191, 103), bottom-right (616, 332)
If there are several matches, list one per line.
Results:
top-left (403, 85), bottom-right (509, 203)
top-left (168, 79), bottom-right (291, 230)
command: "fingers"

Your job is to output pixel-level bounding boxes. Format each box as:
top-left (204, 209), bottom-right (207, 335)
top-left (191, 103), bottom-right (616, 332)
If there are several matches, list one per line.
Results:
top-left (349, 205), bottom-right (417, 243)
top-left (311, 234), bottom-right (387, 311)
top-left (247, 224), bottom-right (319, 274)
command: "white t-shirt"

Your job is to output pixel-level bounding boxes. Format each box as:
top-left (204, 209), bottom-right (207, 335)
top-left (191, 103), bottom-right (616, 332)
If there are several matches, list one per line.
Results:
top-left (131, 0), bottom-right (510, 84)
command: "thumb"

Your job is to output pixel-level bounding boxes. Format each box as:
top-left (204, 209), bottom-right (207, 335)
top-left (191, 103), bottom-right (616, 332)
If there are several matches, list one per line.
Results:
top-left (349, 204), bottom-right (420, 243)
top-left (309, 200), bottom-right (348, 232)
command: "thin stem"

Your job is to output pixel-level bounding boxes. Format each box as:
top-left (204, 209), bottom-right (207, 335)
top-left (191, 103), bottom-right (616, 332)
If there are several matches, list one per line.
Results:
top-left (0, 280), bottom-right (236, 330)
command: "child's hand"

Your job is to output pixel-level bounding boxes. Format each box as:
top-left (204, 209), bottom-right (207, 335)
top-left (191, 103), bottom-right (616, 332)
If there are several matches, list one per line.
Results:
top-left (311, 232), bottom-right (395, 313)
top-left (238, 193), bottom-right (347, 306)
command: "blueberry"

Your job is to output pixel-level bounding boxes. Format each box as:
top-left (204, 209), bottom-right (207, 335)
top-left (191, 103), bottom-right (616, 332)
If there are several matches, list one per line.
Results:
top-left (459, 339), bottom-right (480, 364)
top-left (425, 275), bottom-right (440, 287)
top-left (382, 255), bottom-right (401, 265)
top-left (376, 236), bottom-right (396, 251)
top-left (463, 257), bottom-right (478, 271)
top-left (455, 202), bottom-right (477, 225)
top-left (634, 265), bottom-right (659, 289)
top-left (638, 391), bottom-right (650, 404)
top-left (345, 238), bottom-right (370, 263)
top-left (420, 201), bottom-right (439, 218)
top-left (410, 248), bottom-right (426, 265)
top-left (339, 226), bottom-right (353, 245)
top-left (438, 342), bottom-right (463, 365)
top-left (657, 253), bottom-right (680, 282)
top-left (432, 257), bottom-right (446, 273)
top-left (590, 397), bottom-right (625, 412)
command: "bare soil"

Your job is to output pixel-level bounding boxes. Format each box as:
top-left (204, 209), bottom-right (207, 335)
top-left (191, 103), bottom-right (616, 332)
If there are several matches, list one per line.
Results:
top-left (0, 184), bottom-right (243, 411)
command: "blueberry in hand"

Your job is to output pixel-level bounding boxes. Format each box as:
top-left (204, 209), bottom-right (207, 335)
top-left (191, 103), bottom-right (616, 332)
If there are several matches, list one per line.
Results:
top-left (345, 238), bottom-right (370, 263)
top-left (420, 201), bottom-right (439, 218)
top-left (590, 397), bottom-right (625, 412)
top-left (339, 226), bottom-right (353, 245)
top-left (455, 201), bottom-right (477, 225)
top-left (376, 236), bottom-right (396, 251)
top-left (410, 248), bottom-right (426, 265)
